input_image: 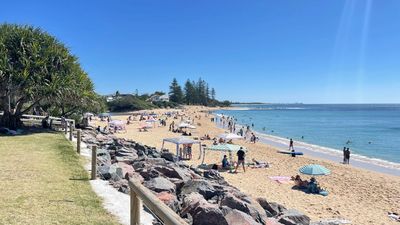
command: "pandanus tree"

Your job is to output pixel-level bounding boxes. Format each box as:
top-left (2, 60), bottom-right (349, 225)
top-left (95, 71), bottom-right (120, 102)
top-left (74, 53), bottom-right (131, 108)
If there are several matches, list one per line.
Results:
top-left (0, 24), bottom-right (101, 129)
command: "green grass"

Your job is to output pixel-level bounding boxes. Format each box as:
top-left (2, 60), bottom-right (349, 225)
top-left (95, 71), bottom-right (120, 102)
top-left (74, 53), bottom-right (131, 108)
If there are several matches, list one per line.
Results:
top-left (0, 132), bottom-right (121, 225)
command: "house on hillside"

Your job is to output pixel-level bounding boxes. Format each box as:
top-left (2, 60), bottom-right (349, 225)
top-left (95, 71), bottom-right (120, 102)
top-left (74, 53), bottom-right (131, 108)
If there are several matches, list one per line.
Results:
top-left (148, 94), bottom-right (169, 102)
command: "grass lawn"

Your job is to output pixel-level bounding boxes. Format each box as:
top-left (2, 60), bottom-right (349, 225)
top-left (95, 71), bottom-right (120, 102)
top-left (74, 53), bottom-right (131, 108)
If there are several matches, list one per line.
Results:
top-left (0, 132), bottom-right (121, 225)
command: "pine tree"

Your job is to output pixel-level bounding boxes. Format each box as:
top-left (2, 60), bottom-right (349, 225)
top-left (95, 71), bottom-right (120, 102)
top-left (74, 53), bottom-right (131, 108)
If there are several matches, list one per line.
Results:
top-left (169, 78), bottom-right (183, 103)
top-left (211, 88), bottom-right (216, 100)
top-left (184, 80), bottom-right (195, 104)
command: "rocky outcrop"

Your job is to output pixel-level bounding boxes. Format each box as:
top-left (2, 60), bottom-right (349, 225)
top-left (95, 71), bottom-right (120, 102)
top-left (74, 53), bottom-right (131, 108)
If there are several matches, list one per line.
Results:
top-left (79, 129), bottom-right (313, 225)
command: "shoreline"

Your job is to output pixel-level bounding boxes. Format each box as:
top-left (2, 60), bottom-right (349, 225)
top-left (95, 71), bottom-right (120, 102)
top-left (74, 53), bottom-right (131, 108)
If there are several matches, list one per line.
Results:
top-left (213, 110), bottom-right (400, 177)
top-left (94, 106), bottom-right (400, 224)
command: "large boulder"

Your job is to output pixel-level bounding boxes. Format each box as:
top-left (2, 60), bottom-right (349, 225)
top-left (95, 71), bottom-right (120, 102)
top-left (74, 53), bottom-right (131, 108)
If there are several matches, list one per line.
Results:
top-left (138, 168), bottom-right (160, 180)
top-left (112, 179), bottom-right (130, 194)
top-left (98, 165), bottom-right (111, 180)
top-left (144, 158), bottom-right (168, 166)
top-left (257, 198), bottom-right (287, 217)
top-left (180, 179), bottom-right (218, 200)
top-left (96, 148), bottom-right (111, 165)
top-left (98, 163), bottom-right (123, 181)
top-left (117, 162), bottom-right (134, 178)
top-left (204, 169), bottom-right (223, 180)
top-left (143, 177), bottom-right (176, 193)
top-left (278, 209), bottom-right (310, 225)
top-left (128, 172), bottom-right (144, 183)
top-left (156, 191), bottom-right (180, 212)
top-left (221, 192), bottom-right (267, 225)
top-left (115, 149), bottom-right (138, 164)
top-left (182, 193), bottom-right (228, 225)
top-left (161, 152), bottom-right (179, 162)
top-left (154, 165), bottom-right (192, 182)
top-left (225, 209), bottom-right (262, 225)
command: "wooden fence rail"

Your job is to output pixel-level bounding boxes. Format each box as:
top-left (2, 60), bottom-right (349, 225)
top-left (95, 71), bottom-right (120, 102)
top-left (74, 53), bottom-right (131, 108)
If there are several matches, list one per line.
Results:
top-left (128, 180), bottom-right (188, 225)
top-left (1, 112), bottom-right (187, 225)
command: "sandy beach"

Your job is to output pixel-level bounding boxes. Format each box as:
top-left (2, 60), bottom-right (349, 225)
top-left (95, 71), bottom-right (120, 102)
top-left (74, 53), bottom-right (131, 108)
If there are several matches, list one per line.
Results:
top-left (94, 106), bottom-right (400, 225)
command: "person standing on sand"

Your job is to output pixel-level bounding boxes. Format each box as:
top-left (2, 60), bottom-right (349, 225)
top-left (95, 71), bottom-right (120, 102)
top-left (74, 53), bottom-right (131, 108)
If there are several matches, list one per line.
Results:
top-left (235, 147), bottom-right (246, 173)
top-left (289, 138), bottom-right (294, 150)
top-left (343, 147), bottom-right (347, 164)
top-left (346, 148), bottom-right (351, 164)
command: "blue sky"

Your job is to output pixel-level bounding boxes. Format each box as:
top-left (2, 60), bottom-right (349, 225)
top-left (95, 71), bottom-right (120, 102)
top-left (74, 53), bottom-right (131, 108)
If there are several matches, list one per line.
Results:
top-left (1, 0), bottom-right (400, 103)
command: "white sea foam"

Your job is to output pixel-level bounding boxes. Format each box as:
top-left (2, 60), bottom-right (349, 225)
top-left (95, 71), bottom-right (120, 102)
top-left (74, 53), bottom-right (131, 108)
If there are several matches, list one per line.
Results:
top-left (255, 131), bottom-right (400, 171)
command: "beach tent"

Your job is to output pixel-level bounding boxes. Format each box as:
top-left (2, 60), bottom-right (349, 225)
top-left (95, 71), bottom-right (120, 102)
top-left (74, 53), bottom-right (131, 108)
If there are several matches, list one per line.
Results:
top-left (203, 144), bottom-right (247, 172)
top-left (218, 133), bottom-right (243, 140)
top-left (299, 164), bottom-right (330, 176)
top-left (162, 137), bottom-right (201, 158)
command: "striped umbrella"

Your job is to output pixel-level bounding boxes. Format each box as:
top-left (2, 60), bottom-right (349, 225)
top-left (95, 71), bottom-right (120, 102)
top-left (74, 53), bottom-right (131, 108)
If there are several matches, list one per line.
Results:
top-left (299, 164), bottom-right (330, 176)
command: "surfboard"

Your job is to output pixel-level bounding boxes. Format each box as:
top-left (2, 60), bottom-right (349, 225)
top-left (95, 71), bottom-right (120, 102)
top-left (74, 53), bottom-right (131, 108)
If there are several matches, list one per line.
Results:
top-left (277, 151), bottom-right (304, 155)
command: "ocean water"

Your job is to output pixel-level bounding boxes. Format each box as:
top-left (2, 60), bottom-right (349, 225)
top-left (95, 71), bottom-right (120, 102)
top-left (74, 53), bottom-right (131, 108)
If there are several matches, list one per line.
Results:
top-left (216, 104), bottom-right (400, 165)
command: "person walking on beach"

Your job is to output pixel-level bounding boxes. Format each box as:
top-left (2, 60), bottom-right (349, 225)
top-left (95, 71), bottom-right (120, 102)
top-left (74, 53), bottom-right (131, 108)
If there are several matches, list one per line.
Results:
top-left (235, 147), bottom-right (246, 173)
top-left (343, 147), bottom-right (347, 164)
top-left (289, 138), bottom-right (294, 150)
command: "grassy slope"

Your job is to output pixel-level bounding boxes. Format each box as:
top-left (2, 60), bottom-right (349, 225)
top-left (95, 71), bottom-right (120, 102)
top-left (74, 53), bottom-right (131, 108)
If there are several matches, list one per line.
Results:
top-left (0, 132), bottom-right (121, 225)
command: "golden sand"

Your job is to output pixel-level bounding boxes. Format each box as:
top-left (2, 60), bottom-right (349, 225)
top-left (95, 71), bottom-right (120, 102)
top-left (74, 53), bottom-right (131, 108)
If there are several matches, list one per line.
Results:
top-left (94, 106), bottom-right (400, 225)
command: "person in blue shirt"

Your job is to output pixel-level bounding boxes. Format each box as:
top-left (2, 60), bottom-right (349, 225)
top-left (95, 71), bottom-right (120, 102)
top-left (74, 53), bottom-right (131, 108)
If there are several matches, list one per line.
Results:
top-left (222, 155), bottom-right (230, 168)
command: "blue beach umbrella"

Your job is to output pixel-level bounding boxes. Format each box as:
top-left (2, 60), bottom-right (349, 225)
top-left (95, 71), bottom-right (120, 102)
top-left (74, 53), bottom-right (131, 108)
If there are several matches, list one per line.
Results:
top-left (299, 164), bottom-right (330, 176)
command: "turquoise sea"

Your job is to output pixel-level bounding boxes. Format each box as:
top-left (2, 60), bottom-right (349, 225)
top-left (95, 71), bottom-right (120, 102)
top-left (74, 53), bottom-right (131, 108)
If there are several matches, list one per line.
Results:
top-left (216, 104), bottom-right (400, 167)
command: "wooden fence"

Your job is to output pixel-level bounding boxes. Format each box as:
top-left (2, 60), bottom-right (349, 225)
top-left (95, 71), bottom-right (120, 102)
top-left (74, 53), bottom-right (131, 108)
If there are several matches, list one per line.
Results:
top-left (1, 112), bottom-right (187, 225)
top-left (129, 180), bottom-right (189, 225)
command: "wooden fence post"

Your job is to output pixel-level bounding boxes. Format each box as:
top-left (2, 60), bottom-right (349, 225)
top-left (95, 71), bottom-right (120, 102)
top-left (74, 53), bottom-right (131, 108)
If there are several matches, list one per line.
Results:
top-left (69, 122), bottom-right (73, 141)
top-left (64, 122), bottom-right (68, 134)
top-left (77, 129), bottom-right (81, 154)
top-left (91, 145), bottom-right (97, 180)
top-left (130, 191), bottom-right (141, 225)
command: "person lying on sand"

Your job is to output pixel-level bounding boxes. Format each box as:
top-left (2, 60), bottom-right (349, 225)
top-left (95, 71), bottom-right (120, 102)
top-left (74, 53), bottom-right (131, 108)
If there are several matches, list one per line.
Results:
top-left (291, 175), bottom-right (309, 189)
top-left (250, 158), bottom-right (269, 168)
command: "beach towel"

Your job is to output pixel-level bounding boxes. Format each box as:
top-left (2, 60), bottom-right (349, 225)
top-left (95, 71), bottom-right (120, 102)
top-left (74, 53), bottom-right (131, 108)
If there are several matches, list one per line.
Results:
top-left (269, 176), bottom-right (291, 184)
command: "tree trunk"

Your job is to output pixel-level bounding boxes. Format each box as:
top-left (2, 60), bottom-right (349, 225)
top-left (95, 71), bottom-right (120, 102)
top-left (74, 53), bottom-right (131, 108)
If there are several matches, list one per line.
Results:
top-left (0, 111), bottom-right (23, 130)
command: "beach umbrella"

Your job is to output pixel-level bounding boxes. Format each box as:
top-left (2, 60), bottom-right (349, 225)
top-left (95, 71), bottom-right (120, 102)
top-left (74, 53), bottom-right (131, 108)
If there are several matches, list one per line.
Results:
top-left (204, 144), bottom-right (247, 173)
top-left (299, 164), bottom-right (330, 176)
top-left (218, 133), bottom-right (243, 140)
top-left (205, 144), bottom-right (246, 152)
